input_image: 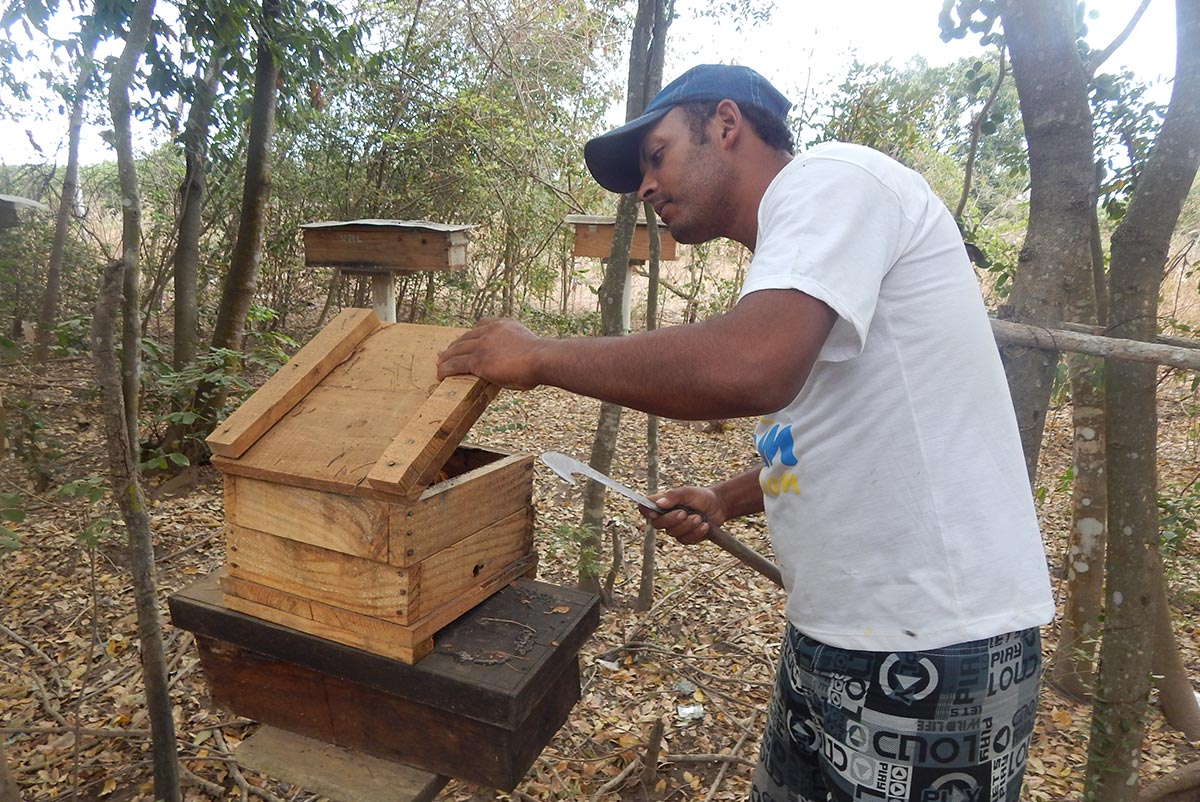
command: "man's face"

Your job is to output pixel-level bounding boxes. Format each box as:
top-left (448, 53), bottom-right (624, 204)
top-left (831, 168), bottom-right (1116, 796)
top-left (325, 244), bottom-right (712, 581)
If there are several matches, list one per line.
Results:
top-left (636, 107), bottom-right (733, 245)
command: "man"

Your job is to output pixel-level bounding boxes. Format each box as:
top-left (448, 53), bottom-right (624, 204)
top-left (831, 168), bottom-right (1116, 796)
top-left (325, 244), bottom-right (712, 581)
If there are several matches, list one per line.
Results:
top-left (437, 64), bottom-right (1054, 802)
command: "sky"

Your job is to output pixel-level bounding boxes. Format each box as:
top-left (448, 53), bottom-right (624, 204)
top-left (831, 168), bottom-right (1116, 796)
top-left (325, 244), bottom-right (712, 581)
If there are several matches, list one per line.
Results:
top-left (666, 0), bottom-right (1177, 102)
top-left (0, 0), bottom-right (1181, 169)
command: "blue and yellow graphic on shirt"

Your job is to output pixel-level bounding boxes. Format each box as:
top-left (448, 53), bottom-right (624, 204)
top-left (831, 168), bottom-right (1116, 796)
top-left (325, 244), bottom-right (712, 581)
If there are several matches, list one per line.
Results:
top-left (756, 419), bottom-right (800, 497)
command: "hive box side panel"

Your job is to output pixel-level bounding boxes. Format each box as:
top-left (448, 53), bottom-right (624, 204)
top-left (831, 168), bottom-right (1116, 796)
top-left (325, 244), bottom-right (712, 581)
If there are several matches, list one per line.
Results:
top-left (223, 451), bottom-right (531, 562)
top-left (390, 453), bottom-right (534, 565)
top-left (224, 507), bottom-right (532, 624)
top-left (195, 634), bottom-right (579, 790)
top-left (572, 223), bottom-right (678, 262)
top-left (225, 525), bottom-right (413, 619)
top-left (227, 476), bottom-right (390, 560)
top-left (219, 576), bottom-right (435, 663)
top-left (206, 309), bottom-right (380, 459)
top-left (219, 551), bottom-right (535, 664)
top-left (410, 507), bottom-right (534, 620)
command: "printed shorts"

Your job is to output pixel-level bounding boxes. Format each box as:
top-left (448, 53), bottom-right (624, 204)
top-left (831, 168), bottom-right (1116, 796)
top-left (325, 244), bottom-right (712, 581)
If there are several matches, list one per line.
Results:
top-left (751, 624), bottom-right (1042, 802)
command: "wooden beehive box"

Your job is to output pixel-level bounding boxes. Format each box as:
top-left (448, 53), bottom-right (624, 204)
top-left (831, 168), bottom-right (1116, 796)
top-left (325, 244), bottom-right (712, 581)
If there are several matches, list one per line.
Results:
top-left (301, 219), bottom-right (471, 271)
top-left (565, 214), bottom-right (678, 261)
top-left (205, 308), bottom-right (536, 664)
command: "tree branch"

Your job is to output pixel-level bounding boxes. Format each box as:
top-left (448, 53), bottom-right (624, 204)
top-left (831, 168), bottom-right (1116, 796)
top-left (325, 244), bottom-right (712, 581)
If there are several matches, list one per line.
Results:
top-left (1087, 0), bottom-right (1154, 75)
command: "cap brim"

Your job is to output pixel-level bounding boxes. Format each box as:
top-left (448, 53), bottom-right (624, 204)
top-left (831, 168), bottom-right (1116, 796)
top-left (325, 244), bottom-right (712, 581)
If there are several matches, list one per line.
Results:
top-left (584, 107), bottom-right (671, 194)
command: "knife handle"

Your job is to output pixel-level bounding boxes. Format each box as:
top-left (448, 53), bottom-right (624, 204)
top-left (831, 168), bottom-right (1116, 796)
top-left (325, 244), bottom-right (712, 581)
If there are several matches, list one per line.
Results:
top-left (705, 524), bottom-right (784, 588)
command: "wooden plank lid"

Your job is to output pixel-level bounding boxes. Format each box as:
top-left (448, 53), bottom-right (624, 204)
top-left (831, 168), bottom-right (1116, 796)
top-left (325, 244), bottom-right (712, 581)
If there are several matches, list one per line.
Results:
top-left (209, 313), bottom-right (496, 498)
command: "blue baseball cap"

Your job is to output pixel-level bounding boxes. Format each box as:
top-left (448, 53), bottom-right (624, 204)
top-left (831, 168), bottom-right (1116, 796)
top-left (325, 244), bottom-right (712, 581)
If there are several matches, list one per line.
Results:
top-left (584, 64), bottom-right (791, 194)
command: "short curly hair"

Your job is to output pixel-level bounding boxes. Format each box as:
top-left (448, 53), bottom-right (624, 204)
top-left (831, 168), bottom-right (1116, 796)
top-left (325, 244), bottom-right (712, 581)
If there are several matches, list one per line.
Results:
top-left (678, 100), bottom-right (795, 155)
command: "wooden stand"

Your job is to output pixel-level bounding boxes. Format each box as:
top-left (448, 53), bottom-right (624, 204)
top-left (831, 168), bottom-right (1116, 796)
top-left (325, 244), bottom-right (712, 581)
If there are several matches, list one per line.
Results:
top-left (170, 572), bottom-right (600, 791)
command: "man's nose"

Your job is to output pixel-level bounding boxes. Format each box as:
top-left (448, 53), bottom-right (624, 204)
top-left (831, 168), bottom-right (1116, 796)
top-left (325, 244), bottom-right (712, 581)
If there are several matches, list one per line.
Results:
top-left (637, 173), bottom-right (656, 202)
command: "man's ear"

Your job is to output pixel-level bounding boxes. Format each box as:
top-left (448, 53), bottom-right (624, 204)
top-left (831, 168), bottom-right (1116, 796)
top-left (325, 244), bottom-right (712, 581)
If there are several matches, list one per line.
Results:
top-left (714, 99), bottom-right (743, 149)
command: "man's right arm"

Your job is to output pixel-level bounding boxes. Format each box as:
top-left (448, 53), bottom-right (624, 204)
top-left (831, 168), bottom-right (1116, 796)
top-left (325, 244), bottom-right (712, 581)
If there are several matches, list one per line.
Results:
top-left (643, 467), bottom-right (764, 545)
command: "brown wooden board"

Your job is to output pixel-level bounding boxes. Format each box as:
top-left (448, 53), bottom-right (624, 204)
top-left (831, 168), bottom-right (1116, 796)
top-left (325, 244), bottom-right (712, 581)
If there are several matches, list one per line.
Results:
top-left (236, 726), bottom-right (448, 802)
top-left (224, 506), bottom-right (531, 624)
top-left (216, 442), bottom-right (509, 504)
top-left (195, 635), bottom-right (579, 790)
top-left (206, 308), bottom-right (380, 459)
top-left (569, 218), bottom-right (678, 261)
top-left (219, 553), bottom-right (535, 664)
top-left (223, 452), bottom-right (532, 565)
top-left (213, 323), bottom-right (492, 498)
top-left (225, 475), bottom-right (390, 561)
top-left (220, 573), bottom-right (434, 663)
top-left (367, 376), bottom-right (500, 497)
top-left (388, 453), bottom-right (534, 566)
top-left (169, 572), bottom-right (600, 730)
top-left (302, 223), bottom-right (469, 271)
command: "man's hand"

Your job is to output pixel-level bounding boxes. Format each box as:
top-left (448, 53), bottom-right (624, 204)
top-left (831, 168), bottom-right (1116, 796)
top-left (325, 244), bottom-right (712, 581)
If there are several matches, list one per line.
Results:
top-left (641, 485), bottom-right (728, 545)
top-left (436, 318), bottom-right (546, 389)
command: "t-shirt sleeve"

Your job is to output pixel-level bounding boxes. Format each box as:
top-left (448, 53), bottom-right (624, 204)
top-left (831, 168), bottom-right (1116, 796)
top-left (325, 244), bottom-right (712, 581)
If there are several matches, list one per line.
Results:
top-left (738, 154), bottom-right (906, 362)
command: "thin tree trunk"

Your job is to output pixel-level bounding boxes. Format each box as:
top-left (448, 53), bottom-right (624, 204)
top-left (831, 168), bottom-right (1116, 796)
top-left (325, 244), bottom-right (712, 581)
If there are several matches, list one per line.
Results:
top-left (94, 259), bottom-right (181, 802)
top-left (636, 201), bottom-right (662, 613)
top-left (199, 0), bottom-right (281, 423)
top-left (1151, 550), bottom-right (1200, 739)
top-left (1087, 3), bottom-right (1200, 799)
top-left (1053, 160), bottom-right (1110, 700)
top-left (580, 198), bottom-right (637, 598)
top-left (1052, 354), bottom-right (1106, 699)
top-left (954, 46), bottom-right (1006, 220)
top-left (997, 0), bottom-right (1097, 480)
top-left (0, 742), bottom-right (18, 802)
top-left (108, 0), bottom-right (156, 454)
top-left (578, 0), bottom-right (671, 597)
top-left (33, 22), bottom-right (99, 368)
top-left (174, 52), bottom-right (225, 373)
top-left (314, 270), bottom-right (342, 329)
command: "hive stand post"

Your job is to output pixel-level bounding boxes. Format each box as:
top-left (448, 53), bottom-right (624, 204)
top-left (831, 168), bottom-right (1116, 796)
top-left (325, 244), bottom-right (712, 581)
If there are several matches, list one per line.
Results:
top-left (370, 273), bottom-right (397, 322)
top-left (236, 726), bottom-right (447, 802)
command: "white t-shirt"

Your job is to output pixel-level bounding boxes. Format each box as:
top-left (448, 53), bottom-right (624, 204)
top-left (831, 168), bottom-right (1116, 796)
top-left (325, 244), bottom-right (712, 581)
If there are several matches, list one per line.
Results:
top-left (741, 142), bottom-right (1054, 651)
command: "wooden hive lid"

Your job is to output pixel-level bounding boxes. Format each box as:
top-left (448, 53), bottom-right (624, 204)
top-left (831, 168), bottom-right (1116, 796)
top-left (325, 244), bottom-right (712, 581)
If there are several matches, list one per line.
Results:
top-left (206, 308), bottom-right (498, 499)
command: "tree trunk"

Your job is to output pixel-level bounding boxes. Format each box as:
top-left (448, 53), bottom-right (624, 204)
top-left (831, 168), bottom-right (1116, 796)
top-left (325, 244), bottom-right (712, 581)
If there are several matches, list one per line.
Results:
top-left (1053, 162), bottom-right (1109, 701)
top-left (1137, 760), bottom-right (1200, 802)
top-left (578, 0), bottom-right (671, 597)
top-left (1151, 550), bottom-right (1200, 739)
top-left (108, 0), bottom-right (156, 454)
top-left (1087, 3), bottom-right (1200, 799)
top-left (32, 21), bottom-right (99, 369)
top-left (997, 0), bottom-right (1097, 480)
top-left (198, 0), bottom-right (281, 423)
top-left (579, 195), bottom-right (639, 595)
top-left (0, 742), bottom-right (18, 802)
top-left (1051, 354), bottom-right (1106, 699)
top-left (174, 52), bottom-right (224, 373)
top-left (636, 200), bottom-right (662, 613)
top-left (94, 259), bottom-right (182, 802)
